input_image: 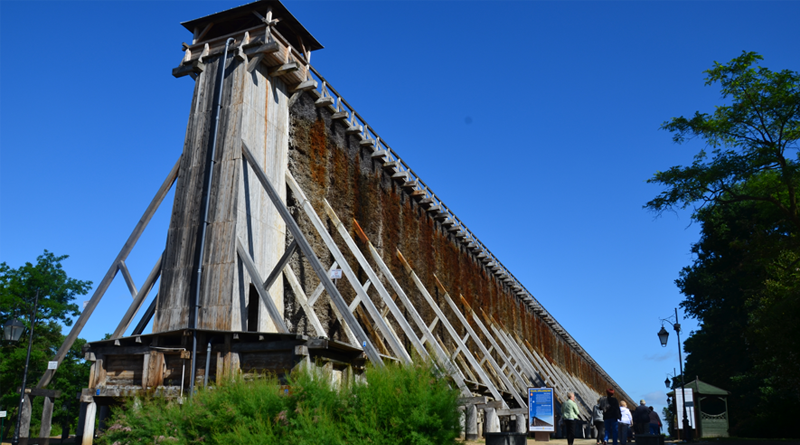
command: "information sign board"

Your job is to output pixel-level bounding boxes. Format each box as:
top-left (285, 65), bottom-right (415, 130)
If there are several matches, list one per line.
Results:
top-left (528, 387), bottom-right (555, 432)
top-left (674, 388), bottom-right (696, 429)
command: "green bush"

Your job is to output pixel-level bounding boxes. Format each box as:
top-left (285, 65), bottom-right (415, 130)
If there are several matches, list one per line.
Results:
top-left (98, 360), bottom-right (461, 445)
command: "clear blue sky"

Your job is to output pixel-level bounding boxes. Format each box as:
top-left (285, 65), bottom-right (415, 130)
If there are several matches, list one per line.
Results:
top-left (2, 0), bottom-right (799, 430)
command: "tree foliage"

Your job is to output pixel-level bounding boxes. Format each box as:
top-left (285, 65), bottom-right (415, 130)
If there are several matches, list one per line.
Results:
top-left (647, 52), bottom-right (800, 438)
top-left (647, 51), bottom-right (800, 225)
top-left (0, 251), bottom-right (92, 438)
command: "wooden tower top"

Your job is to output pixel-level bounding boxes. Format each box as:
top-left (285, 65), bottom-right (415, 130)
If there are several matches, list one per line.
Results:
top-left (181, 0), bottom-right (323, 52)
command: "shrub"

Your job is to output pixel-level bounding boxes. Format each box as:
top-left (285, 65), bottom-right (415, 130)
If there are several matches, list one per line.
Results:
top-left (98, 359), bottom-right (460, 445)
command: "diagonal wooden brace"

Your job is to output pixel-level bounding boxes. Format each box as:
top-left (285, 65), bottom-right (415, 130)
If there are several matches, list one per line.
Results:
top-left (236, 237), bottom-right (290, 333)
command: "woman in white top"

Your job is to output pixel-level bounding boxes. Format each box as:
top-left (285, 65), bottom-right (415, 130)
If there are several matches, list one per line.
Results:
top-left (618, 401), bottom-right (633, 445)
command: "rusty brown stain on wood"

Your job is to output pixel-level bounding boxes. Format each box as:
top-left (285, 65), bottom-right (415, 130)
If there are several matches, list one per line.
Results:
top-left (286, 92), bottom-right (618, 393)
top-left (309, 118), bottom-right (328, 188)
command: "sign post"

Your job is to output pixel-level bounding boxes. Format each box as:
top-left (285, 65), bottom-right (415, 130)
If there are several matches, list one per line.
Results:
top-left (529, 387), bottom-right (554, 441)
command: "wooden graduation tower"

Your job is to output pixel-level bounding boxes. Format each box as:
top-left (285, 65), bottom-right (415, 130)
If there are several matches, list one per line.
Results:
top-left (152, 2), bottom-right (322, 335)
top-left (21, 2), bottom-right (634, 444)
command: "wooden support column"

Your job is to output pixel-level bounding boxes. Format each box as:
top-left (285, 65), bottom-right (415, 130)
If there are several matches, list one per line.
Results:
top-left (19, 393), bottom-right (32, 441)
top-left (39, 395), bottom-right (55, 442)
top-left (81, 400), bottom-right (97, 445)
top-left (485, 407), bottom-right (500, 433)
top-left (98, 406), bottom-right (111, 434)
top-left (515, 414), bottom-right (528, 433)
top-left (292, 345), bottom-right (310, 374)
top-left (466, 404), bottom-right (479, 440)
top-left (75, 402), bottom-right (87, 444)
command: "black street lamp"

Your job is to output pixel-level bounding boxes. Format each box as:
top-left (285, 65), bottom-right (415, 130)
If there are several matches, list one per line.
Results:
top-left (4, 289), bottom-right (40, 445)
top-left (3, 319), bottom-right (25, 342)
top-left (659, 307), bottom-right (693, 442)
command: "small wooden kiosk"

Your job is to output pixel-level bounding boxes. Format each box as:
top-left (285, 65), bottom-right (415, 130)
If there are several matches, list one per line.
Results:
top-left (669, 378), bottom-right (730, 439)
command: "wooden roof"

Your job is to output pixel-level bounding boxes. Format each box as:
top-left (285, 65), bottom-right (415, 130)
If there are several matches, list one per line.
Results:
top-left (668, 378), bottom-right (730, 396)
top-left (182, 0), bottom-right (323, 53)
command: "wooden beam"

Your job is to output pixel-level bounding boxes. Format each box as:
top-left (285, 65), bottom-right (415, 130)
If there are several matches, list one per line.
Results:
top-left (118, 260), bottom-right (138, 298)
top-left (320, 198), bottom-right (428, 362)
top-left (132, 294), bottom-right (157, 336)
top-left (351, 219), bottom-right (471, 396)
top-left (193, 22), bottom-right (214, 44)
top-left (235, 237), bottom-right (290, 334)
top-left (282, 267), bottom-right (328, 339)
top-left (263, 239), bottom-right (298, 290)
top-left (308, 261), bottom-right (338, 307)
top-left (38, 156), bottom-right (180, 389)
top-left (396, 250), bottom-right (506, 406)
top-left (459, 297), bottom-right (531, 393)
top-left (241, 141), bottom-right (383, 366)
top-left (286, 171), bottom-right (410, 363)
top-left (111, 252), bottom-right (164, 339)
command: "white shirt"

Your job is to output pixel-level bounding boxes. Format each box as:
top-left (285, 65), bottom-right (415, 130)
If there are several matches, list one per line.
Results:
top-left (620, 406), bottom-right (633, 425)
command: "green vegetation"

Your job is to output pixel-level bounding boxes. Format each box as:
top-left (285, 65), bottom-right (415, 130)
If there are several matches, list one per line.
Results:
top-left (0, 251), bottom-right (92, 439)
top-left (647, 52), bottom-right (799, 437)
top-left (99, 360), bottom-right (462, 445)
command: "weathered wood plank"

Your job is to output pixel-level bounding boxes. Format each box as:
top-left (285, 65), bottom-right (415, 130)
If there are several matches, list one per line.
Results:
top-left (240, 141), bottom-right (383, 366)
top-left (285, 171), bottom-right (409, 363)
top-left (112, 252), bottom-right (164, 339)
top-left (235, 237), bottom-right (289, 333)
top-left (350, 219), bottom-right (471, 396)
top-left (395, 249), bottom-right (505, 405)
top-left (282, 266), bottom-right (327, 338)
top-left (320, 198), bottom-right (429, 362)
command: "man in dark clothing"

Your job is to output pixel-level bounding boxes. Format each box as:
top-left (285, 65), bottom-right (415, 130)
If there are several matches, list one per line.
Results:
top-left (632, 400), bottom-right (651, 436)
top-left (648, 407), bottom-right (663, 435)
top-left (603, 389), bottom-right (622, 445)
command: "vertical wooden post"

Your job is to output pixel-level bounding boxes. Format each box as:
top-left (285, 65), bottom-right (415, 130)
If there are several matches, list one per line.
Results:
top-left (19, 393), bottom-right (32, 441)
top-left (515, 414), bottom-right (528, 433)
top-left (39, 395), bottom-right (55, 442)
top-left (466, 405), bottom-right (479, 440)
top-left (81, 400), bottom-right (96, 445)
top-left (75, 402), bottom-right (87, 444)
top-left (485, 407), bottom-right (500, 433)
top-left (98, 406), bottom-right (110, 434)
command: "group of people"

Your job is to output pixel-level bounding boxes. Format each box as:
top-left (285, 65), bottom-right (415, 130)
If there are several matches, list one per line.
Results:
top-left (589, 389), bottom-right (663, 445)
top-left (559, 388), bottom-right (663, 445)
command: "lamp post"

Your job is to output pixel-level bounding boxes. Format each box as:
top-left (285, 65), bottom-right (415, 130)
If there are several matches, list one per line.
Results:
top-left (3, 289), bottom-right (40, 445)
top-left (658, 307), bottom-right (692, 442)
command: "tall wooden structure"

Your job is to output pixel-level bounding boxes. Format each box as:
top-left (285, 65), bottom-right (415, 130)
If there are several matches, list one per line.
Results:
top-left (19, 2), bottom-right (634, 444)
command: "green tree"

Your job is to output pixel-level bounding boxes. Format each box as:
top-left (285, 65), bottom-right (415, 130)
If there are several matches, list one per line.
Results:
top-left (647, 51), bottom-right (799, 223)
top-left (647, 52), bottom-right (799, 438)
top-left (0, 251), bottom-right (92, 438)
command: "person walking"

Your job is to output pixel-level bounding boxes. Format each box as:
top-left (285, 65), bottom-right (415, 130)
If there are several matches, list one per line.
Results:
top-left (603, 389), bottom-right (622, 445)
top-left (618, 400), bottom-right (633, 445)
top-left (593, 398), bottom-right (606, 445)
top-left (562, 392), bottom-right (580, 445)
top-left (633, 400), bottom-right (650, 436)
top-left (648, 406), bottom-right (663, 435)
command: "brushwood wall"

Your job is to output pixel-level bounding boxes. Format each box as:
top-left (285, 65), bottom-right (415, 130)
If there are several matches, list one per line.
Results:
top-left (285, 90), bottom-right (613, 396)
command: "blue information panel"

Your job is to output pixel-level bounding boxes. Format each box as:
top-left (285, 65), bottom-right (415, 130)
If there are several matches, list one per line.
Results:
top-left (528, 387), bottom-right (555, 432)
